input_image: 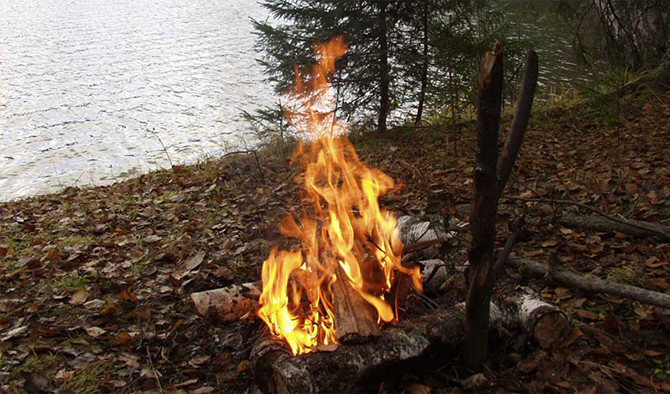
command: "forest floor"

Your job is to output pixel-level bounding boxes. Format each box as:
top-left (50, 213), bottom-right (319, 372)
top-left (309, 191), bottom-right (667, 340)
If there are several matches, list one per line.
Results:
top-left (2, 90), bottom-right (670, 394)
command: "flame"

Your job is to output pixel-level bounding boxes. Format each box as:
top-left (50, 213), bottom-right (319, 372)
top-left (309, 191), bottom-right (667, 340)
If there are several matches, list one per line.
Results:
top-left (257, 37), bottom-right (422, 355)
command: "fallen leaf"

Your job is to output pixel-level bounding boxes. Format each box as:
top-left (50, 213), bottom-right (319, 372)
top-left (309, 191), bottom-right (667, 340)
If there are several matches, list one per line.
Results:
top-left (83, 299), bottom-right (105, 310)
top-left (562, 328), bottom-right (583, 347)
top-left (576, 309), bottom-right (600, 320)
top-left (111, 331), bottom-right (133, 346)
top-left (69, 289), bottom-right (87, 305)
top-left (171, 251), bottom-right (205, 281)
top-left (407, 382), bottom-right (432, 394)
top-left (1, 325), bottom-right (28, 342)
top-left (143, 235), bottom-right (161, 244)
top-left (644, 350), bottom-right (662, 357)
top-left (84, 327), bottom-right (106, 338)
top-left (22, 371), bottom-right (52, 394)
top-left (192, 387), bottom-right (215, 394)
top-left (100, 304), bottom-right (118, 317)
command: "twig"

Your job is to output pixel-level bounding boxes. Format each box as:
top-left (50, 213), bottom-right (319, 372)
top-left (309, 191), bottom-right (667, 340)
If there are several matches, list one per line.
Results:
top-left (146, 346), bottom-right (163, 393)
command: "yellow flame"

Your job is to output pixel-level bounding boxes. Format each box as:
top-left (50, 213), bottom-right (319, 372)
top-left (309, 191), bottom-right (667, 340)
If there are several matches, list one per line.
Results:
top-left (257, 37), bottom-right (422, 355)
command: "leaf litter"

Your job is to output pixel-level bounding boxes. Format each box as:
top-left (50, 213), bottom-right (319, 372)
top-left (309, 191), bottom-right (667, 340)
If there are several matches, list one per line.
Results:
top-left (0, 94), bottom-right (670, 393)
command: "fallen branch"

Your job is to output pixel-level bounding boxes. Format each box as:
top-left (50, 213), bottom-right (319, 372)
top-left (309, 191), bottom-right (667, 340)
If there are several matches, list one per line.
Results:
top-left (507, 255), bottom-right (670, 309)
top-left (558, 212), bottom-right (670, 242)
top-left (502, 196), bottom-right (670, 242)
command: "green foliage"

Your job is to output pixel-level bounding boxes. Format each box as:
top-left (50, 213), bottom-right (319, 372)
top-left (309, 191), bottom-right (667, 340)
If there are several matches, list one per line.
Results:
top-left (245, 0), bottom-right (528, 139)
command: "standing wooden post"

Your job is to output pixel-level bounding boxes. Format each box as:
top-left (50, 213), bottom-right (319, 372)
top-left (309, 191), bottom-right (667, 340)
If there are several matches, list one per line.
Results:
top-left (464, 42), bottom-right (503, 372)
top-left (464, 45), bottom-right (539, 372)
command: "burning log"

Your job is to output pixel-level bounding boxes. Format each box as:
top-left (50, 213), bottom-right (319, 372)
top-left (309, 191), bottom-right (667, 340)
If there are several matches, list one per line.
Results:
top-left (190, 282), bottom-right (261, 323)
top-left (191, 258), bottom-right (444, 325)
top-left (331, 266), bottom-right (381, 341)
top-left (251, 289), bottom-right (568, 394)
top-left (251, 306), bottom-right (465, 394)
top-left (396, 215), bottom-right (463, 258)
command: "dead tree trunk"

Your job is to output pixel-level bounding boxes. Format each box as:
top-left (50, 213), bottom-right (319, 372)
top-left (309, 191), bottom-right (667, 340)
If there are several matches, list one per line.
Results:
top-left (464, 42), bottom-right (503, 372)
top-left (465, 46), bottom-right (538, 372)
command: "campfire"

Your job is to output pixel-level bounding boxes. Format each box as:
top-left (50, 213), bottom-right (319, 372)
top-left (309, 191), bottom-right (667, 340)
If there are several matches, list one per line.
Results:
top-left (189, 41), bottom-right (581, 394)
top-left (257, 37), bottom-right (422, 355)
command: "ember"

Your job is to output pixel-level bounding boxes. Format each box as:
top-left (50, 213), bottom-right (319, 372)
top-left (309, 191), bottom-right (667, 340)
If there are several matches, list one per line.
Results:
top-left (257, 37), bottom-right (422, 355)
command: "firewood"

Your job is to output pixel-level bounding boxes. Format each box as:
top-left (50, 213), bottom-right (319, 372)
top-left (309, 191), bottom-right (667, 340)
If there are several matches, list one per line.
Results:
top-left (331, 266), bottom-right (381, 341)
top-left (251, 307), bottom-right (465, 394)
top-left (251, 289), bottom-right (568, 394)
top-left (192, 256), bottom-right (447, 324)
top-left (491, 290), bottom-right (569, 349)
top-left (190, 282), bottom-right (261, 323)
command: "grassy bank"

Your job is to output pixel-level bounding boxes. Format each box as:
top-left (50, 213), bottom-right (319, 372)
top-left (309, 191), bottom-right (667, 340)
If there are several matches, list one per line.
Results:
top-left (2, 90), bottom-right (670, 393)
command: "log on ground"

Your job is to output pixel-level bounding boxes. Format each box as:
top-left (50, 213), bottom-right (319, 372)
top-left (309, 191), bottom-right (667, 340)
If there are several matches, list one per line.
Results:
top-left (558, 212), bottom-right (670, 242)
top-left (251, 289), bottom-right (568, 394)
top-left (507, 254), bottom-right (670, 309)
top-left (190, 282), bottom-right (261, 323)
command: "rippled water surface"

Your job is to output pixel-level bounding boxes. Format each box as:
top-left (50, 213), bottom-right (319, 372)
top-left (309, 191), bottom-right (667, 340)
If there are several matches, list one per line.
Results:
top-left (0, 0), bottom-right (274, 201)
top-left (1, 0), bottom-right (595, 201)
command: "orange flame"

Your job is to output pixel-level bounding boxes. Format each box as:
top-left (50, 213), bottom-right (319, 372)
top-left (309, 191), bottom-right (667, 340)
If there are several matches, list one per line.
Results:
top-left (257, 37), bottom-right (422, 355)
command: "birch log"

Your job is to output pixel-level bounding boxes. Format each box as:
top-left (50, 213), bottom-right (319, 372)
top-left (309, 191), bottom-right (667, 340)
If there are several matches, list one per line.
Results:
top-left (190, 282), bottom-right (261, 323)
top-left (251, 289), bottom-right (567, 394)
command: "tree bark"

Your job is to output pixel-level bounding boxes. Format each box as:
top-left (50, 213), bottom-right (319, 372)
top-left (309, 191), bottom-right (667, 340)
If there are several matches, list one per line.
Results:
top-left (377, 0), bottom-right (389, 133)
top-left (465, 41), bottom-right (503, 372)
top-left (507, 255), bottom-right (670, 309)
top-left (558, 212), bottom-right (670, 242)
top-left (414, 0), bottom-right (429, 126)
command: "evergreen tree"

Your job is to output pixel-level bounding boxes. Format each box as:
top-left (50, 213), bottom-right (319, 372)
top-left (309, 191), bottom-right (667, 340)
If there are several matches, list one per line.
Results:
top-left (247, 0), bottom-right (525, 139)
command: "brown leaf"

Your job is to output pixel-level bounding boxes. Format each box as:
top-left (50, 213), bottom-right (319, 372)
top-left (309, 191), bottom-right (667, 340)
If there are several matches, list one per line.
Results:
top-left (562, 328), bottom-right (583, 347)
top-left (576, 309), bottom-right (600, 320)
top-left (518, 352), bottom-right (542, 373)
top-left (406, 382), bottom-right (432, 394)
top-left (111, 331), bottom-right (133, 346)
top-left (100, 304), bottom-right (118, 317)
top-left (118, 288), bottom-right (137, 302)
top-left (602, 314), bottom-right (621, 336)
top-left (69, 289), bottom-right (88, 306)
top-left (644, 350), bottom-right (662, 357)
top-left (171, 251), bottom-right (205, 281)
top-left (22, 371), bottom-right (52, 394)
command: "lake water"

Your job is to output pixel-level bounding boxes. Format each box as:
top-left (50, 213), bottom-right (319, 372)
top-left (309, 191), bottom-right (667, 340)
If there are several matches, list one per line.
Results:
top-left (0, 0), bottom-right (275, 200)
top-left (0, 0), bottom-right (594, 202)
